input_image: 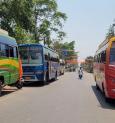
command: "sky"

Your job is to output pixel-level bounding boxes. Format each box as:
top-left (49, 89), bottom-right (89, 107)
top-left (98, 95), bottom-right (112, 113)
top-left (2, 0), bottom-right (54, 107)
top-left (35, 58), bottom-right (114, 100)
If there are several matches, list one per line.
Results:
top-left (57, 0), bottom-right (115, 60)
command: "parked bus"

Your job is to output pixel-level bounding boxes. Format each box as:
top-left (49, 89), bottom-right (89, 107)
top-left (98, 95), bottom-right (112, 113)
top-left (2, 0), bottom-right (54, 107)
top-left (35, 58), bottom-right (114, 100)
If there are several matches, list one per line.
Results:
top-left (0, 29), bottom-right (23, 95)
top-left (94, 25), bottom-right (115, 101)
top-left (19, 44), bottom-right (60, 85)
top-left (59, 59), bottom-right (65, 75)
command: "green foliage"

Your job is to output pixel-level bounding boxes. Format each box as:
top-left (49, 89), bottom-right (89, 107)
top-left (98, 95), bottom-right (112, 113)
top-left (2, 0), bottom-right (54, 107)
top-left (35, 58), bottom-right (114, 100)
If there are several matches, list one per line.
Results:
top-left (14, 26), bottom-right (35, 44)
top-left (53, 40), bottom-right (77, 60)
top-left (34, 0), bottom-right (67, 44)
top-left (0, 0), bottom-right (34, 36)
top-left (0, 0), bottom-right (67, 45)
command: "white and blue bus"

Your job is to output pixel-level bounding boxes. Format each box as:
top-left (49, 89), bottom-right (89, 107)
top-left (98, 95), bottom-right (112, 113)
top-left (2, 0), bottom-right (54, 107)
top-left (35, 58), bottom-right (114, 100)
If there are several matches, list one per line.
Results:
top-left (19, 44), bottom-right (60, 85)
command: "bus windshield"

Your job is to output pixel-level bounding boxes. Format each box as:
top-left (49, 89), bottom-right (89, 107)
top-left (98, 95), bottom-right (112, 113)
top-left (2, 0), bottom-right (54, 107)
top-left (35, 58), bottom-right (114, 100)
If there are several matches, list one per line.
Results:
top-left (29, 46), bottom-right (42, 64)
top-left (19, 46), bottom-right (28, 64)
top-left (110, 42), bottom-right (115, 65)
top-left (19, 46), bottom-right (43, 64)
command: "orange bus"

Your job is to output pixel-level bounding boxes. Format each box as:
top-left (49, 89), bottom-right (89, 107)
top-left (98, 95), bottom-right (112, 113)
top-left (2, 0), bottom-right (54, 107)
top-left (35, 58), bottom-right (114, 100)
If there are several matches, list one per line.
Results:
top-left (94, 26), bottom-right (115, 101)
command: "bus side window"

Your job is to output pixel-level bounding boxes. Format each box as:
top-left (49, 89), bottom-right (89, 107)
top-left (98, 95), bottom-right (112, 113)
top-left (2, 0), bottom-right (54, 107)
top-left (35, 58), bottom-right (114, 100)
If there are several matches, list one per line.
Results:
top-left (0, 43), bottom-right (3, 57)
top-left (57, 57), bottom-right (59, 62)
top-left (104, 51), bottom-right (106, 62)
top-left (95, 56), bottom-right (97, 62)
top-left (94, 56), bottom-right (95, 62)
top-left (96, 56), bottom-right (98, 62)
top-left (16, 47), bottom-right (19, 58)
top-left (0, 44), bottom-right (3, 57)
top-left (5, 45), bottom-right (9, 57)
top-left (97, 55), bottom-right (99, 63)
top-left (48, 53), bottom-right (50, 60)
top-left (0, 44), bottom-right (9, 57)
top-left (45, 54), bottom-right (48, 60)
top-left (14, 47), bottom-right (18, 58)
top-left (101, 51), bottom-right (106, 63)
top-left (9, 46), bottom-right (14, 57)
top-left (99, 54), bottom-right (101, 63)
top-left (100, 53), bottom-right (102, 63)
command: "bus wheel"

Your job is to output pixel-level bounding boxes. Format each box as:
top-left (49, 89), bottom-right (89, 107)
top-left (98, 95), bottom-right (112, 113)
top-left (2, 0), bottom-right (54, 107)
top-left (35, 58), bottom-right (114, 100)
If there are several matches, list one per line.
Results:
top-left (0, 80), bottom-right (3, 96)
top-left (16, 82), bottom-right (23, 89)
top-left (46, 72), bottom-right (49, 83)
top-left (54, 72), bottom-right (57, 81)
top-left (102, 84), bottom-right (111, 103)
top-left (43, 73), bottom-right (48, 85)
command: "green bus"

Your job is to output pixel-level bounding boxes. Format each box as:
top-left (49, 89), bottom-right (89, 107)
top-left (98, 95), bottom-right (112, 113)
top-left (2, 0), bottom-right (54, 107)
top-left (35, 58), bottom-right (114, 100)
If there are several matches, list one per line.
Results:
top-left (0, 29), bottom-right (23, 95)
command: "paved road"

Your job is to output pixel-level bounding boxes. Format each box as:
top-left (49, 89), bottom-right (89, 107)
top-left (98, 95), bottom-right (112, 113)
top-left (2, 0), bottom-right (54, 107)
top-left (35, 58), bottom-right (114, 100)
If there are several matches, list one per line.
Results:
top-left (0, 72), bottom-right (115, 123)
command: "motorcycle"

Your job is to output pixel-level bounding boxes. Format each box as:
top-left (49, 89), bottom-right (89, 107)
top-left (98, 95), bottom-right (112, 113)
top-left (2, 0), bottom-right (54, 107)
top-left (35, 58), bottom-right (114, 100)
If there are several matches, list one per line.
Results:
top-left (79, 74), bottom-right (83, 79)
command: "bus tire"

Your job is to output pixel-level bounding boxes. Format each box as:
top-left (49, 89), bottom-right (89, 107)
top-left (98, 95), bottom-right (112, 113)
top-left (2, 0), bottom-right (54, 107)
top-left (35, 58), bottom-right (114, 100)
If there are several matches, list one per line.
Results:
top-left (43, 73), bottom-right (48, 85)
top-left (54, 72), bottom-right (57, 81)
top-left (102, 84), bottom-right (111, 103)
top-left (16, 82), bottom-right (23, 89)
top-left (46, 72), bottom-right (49, 82)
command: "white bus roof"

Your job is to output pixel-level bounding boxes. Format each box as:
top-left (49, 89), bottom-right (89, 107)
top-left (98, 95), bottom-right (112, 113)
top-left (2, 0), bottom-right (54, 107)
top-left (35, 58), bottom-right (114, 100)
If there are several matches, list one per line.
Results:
top-left (0, 29), bottom-right (8, 35)
top-left (0, 29), bottom-right (17, 46)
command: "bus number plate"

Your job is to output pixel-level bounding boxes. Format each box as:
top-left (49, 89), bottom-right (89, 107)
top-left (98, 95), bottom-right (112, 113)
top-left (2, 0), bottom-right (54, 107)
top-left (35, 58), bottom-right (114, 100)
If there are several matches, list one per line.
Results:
top-left (25, 77), bottom-right (31, 80)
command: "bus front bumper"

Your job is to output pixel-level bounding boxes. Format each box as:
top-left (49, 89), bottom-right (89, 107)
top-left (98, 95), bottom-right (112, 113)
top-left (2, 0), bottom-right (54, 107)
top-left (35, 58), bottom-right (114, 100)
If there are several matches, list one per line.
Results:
top-left (23, 75), bottom-right (39, 82)
top-left (22, 73), bottom-right (44, 83)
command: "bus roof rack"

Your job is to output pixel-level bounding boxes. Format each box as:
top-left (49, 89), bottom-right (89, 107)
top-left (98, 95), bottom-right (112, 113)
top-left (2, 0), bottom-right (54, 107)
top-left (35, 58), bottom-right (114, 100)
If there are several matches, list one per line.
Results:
top-left (0, 29), bottom-right (8, 35)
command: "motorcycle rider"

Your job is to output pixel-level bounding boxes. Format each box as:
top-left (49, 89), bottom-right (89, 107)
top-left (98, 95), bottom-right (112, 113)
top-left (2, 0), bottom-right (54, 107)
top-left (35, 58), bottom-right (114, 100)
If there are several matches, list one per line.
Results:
top-left (78, 66), bottom-right (83, 79)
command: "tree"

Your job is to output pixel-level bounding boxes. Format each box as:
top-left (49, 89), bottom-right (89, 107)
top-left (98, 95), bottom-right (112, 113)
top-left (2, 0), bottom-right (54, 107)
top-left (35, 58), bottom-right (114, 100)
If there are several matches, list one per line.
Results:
top-left (0, 0), bottom-right (34, 37)
top-left (53, 40), bottom-right (77, 60)
top-left (33, 0), bottom-right (67, 45)
top-left (14, 25), bottom-right (35, 44)
top-left (0, 0), bottom-right (67, 45)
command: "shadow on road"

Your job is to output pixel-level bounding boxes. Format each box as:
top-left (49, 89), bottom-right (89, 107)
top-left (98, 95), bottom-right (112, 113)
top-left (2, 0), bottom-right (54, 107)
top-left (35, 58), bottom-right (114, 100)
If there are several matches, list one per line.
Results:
top-left (92, 85), bottom-right (115, 110)
top-left (23, 79), bottom-right (59, 88)
top-left (1, 87), bottom-right (18, 97)
top-left (0, 79), bottom-right (59, 96)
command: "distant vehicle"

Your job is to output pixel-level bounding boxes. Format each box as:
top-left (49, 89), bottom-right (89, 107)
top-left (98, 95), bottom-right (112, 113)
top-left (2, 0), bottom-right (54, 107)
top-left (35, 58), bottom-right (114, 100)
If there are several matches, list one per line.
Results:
top-left (84, 56), bottom-right (93, 73)
top-left (59, 59), bottom-right (65, 75)
top-left (78, 67), bottom-right (83, 79)
top-left (94, 25), bottom-right (115, 101)
top-left (0, 29), bottom-right (23, 95)
top-left (19, 44), bottom-right (60, 85)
